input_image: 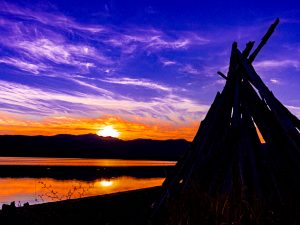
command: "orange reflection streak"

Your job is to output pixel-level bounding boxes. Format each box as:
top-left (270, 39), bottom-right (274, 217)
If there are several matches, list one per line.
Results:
top-left (255, 125), bottom-right (266, 144)
top-left (0, 113), bottom-right (198, 141)
top-left (93, 177), bottom-right (164, 195)
top-left (0, 177), bottom-right (165, 207)
top-left (0, 157), bottom-right (176, 167)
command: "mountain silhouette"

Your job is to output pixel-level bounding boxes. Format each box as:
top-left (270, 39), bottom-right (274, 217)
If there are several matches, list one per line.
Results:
top-left (0, 134), bottom-right (190, 160)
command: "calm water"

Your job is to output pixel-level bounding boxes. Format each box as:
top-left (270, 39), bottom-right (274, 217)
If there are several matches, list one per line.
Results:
top-left (0, 176), bottom-right (165, 208)
top-left (0, 157), bottom-right (176, 167)
top-left (0, 157), bottom-right (175, 208)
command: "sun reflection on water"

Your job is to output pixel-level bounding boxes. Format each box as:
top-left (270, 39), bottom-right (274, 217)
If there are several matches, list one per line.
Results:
top-left (98, 180), bottom-right (113, 187)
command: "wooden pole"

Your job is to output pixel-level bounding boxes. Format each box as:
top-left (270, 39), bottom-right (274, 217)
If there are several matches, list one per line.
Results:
top-left (242, 41), bottom-right (255, 58)
top-left (217, 71), bottom-right (227, 80)
top-left (248, 18), bottom-right (280, 63)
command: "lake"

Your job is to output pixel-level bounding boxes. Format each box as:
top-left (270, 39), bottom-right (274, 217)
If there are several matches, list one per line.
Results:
top-left (0, 157), bottom-right (176, 167)
top-left (0, 157), bottom-right (176, 208)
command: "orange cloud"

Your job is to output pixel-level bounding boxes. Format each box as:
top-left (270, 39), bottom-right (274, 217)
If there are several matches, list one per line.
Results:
top-left (0, 112), bottom-right (199, 141)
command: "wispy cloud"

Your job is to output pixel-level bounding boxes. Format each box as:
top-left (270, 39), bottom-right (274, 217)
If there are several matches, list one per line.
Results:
top-left (270, 78), bottom-right (281, 84)
top-left (100, 77), bottom-right (173, 92)
top-left (160, 58), bottom-right (177, 66)
top-left (254, 59), bottom-right (300, 70)
top-left (0, 80), bottom-right (208, 124)
top-left (0, 35), bottom-right (112, 72)
top-left (179, 64), bottom-right (201, 75)
top-left (0, 1), bottom-right (104, 33)
top-left (179, 63), bottom-right (229, 77)
top-left (0, 57), bottom-right (47, 74)
top-left (69, 78), bottom-right (114, 96)
top-left (0, 1), bottom-right (211, 78)
top-left (103, 28), bottom-right (210, 54)
top-left (287, 105), bottom-right (300, 118)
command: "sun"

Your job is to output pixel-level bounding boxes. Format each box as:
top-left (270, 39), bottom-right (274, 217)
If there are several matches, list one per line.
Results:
top-left (97, 125), bottom-right (120, 138)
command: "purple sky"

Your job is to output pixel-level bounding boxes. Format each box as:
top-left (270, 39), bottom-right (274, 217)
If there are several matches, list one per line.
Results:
top-left (0, 0), bottom-right (299, 138)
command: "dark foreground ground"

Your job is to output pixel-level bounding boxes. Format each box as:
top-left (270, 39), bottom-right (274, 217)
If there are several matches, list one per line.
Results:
top-left (0, 186), bottom-right (161, 225)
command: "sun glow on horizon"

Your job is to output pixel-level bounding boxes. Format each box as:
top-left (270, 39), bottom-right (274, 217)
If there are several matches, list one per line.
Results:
top-left (0, 113), bottom-right (197, 141)
top-left (97, 125), bottom-right (120, 138)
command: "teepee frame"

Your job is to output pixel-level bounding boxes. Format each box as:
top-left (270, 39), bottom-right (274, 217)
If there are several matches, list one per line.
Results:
top-left (151, 18), bottom-right (300, 225)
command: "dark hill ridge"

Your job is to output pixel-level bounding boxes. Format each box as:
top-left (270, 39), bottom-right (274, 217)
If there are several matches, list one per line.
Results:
top-left (0, 134), bottom-right (190, 160)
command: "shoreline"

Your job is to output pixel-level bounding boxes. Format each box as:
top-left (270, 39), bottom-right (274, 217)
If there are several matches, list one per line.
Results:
top-left (0, 186), bottom-right (161, 225)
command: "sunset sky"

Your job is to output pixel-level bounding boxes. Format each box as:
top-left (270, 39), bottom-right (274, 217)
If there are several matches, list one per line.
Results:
top-left (0, 0), bottom-right (299, 140)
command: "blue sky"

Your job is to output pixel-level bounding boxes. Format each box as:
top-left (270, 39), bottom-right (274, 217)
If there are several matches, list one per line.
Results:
top-left (0, 0), bottom-right (299, 139)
